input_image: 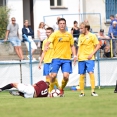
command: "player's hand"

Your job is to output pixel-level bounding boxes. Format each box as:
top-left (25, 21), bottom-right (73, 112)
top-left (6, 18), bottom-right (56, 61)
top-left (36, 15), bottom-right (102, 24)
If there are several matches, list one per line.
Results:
top-left (73, 56), bottom-right (77, 66)
top-left (87, 54), bottom-right (93, 60)
top-left (38, 63), bottom-right (42, 69)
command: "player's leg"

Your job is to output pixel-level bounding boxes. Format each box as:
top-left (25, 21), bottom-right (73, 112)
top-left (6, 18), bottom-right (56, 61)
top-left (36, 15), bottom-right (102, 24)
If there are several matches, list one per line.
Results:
top-left (78, 61), bottom-right (86, 97)
top-left (0, 83), bottom-right (22, 96)
top-left (49, 59), bottom-right (61, 92)
top-left (60, 60), bottom-right (72, 96)
top-left (0, 83), bottom-right (15, 91)
top-left (49, 73), bottom-right (57, 93)
top-left (86, 60), bottom-right (98, 96)
top-left (54, 78), bottom-right (60, 89)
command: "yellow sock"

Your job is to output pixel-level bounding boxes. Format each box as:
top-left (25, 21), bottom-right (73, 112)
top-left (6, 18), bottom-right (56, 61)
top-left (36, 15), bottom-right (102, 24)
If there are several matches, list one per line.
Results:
top-left (60, 79), bottom-right (68, 90)
top-left (79, 74), bottom-right (85, 94)
top-left (89, 73), bottom-right (95, 92)
top-left (46, 77), bottom-right (50, 92)
top-left (54, 78), bottom-right (60, 89)
top-left (46, 77), bottom-right (50, 83)
top-left (49, 82), bottom-right (54, 93)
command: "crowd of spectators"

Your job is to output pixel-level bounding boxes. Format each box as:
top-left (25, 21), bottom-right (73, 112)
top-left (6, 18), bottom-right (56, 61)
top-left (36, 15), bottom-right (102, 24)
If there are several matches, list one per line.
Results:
top-left (3, 14), bottom-right (117, 60)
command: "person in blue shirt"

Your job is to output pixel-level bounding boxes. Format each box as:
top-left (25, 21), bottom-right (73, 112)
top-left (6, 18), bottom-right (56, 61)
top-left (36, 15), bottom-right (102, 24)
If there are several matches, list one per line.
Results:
top-left (110, 15), bottom-right (117, 26)
top-left (108, 21), bottom-right (117, 57)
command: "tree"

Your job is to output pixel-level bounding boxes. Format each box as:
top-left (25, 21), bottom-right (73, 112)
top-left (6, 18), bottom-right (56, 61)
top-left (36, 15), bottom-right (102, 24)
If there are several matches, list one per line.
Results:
top-left (0, 6), bottom-right (10, 39)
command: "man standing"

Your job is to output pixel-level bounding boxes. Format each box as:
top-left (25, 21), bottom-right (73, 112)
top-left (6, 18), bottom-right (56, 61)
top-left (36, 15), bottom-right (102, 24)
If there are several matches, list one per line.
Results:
top-left (4, 17), bottom-right (24, 60)
top-left (76, 22), bottom-right (100, 97)
top-left (108, 21), bottom-right (117, 57)
top-left (45, 18), bottom-right (76, 96)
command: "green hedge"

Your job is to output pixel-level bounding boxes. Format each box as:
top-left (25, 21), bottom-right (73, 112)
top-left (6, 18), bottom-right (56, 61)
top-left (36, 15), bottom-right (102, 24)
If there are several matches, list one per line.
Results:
top-left (0, 6), bottom-right (10, 39)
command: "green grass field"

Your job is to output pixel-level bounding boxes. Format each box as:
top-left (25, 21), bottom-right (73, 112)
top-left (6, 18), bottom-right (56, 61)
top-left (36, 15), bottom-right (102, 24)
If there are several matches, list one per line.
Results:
top-left (0, 87), bottom-right (117, 117)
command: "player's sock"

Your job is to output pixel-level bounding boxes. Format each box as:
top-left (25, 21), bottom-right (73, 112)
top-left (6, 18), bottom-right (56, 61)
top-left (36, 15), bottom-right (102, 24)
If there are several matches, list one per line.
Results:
top-left (79, 75), bottom-right (85, 94)
top-left (0, 83), bottom-right (14, 91)
top-left (49, 82), bottom-right (54, 93)
top-left (60, 78), bottom-right (68, 90)
top-left (54, 78), bottom-right (60, 89)
top-left (89, 73), bottom-right (95, 93)
top-left (46, 77), bottom-right (50, 83)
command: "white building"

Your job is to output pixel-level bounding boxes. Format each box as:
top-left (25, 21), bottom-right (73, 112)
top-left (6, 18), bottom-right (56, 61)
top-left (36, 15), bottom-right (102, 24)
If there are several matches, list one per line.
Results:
top-left (0, 0), bottom-right (116, 36)
top-left (1, 0), bottom-right (82, 37)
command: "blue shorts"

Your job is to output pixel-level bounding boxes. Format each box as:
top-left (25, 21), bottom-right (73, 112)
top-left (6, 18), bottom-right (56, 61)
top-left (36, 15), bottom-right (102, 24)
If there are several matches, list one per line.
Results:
top-left (43, 63), bottom-right (51, 76)
top-left (78, 60), bottom-right (95, 74)
top-left (9, 37), bottom-right (21, 46)
top-left (50, 59), bottom-right (72, 74)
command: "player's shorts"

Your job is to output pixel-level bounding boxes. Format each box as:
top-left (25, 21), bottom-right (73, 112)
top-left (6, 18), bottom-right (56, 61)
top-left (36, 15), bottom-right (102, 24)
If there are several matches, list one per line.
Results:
top-left (50, 59), bottom-right (72, 74)
top-left (25, 37), bottom-right (37, 51)
top-left (78, 60), bottom-right (95, 74)
top-left (17, 83), bottom-right (34, 98)
top-left (9, 37), bottom-right (21, 46)
top-left (43, 63), bottom-right (51, 76)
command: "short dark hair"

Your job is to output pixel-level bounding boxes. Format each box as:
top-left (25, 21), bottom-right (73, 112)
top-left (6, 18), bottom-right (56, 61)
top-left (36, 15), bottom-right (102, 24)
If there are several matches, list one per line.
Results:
top-left (110, 15), bottom-right (114, 18)
top-left (100, 29), bottom-right (104, 33)
top-left (58, 18), bottom-right (66, 24)
top-left (74, 21), bottom-right (78, 24)
top-left (46, 27), bottom-right (54, 32)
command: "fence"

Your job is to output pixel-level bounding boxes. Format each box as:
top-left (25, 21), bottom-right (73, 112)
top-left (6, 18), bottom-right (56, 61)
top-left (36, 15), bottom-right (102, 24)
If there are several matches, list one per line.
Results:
top-left (0, 36), bottom-right (117, 88)
top-left (43, 13), bottom-right (102, 33)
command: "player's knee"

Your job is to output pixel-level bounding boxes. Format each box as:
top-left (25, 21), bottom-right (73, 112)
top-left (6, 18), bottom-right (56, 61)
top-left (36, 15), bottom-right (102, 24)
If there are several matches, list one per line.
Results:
top-left (51, 73), bottom-right (57, 79)
top-left (63, 74), bottom-right (69, 81)
top-left (12, 83), bottom-right (18, 88)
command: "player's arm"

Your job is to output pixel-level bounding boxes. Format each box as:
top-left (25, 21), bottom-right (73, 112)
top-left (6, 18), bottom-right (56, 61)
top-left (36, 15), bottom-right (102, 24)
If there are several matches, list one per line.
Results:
top-left (38, 41), bottom-right (46, 69)
top-left (38, 51), bottom-right (45, 69)
top-left (88, 35), bottom-right (101, 60)
top-left (87, 44), bottom-right (100, 60)
top-left (70, 34), bottom-right (77, 65)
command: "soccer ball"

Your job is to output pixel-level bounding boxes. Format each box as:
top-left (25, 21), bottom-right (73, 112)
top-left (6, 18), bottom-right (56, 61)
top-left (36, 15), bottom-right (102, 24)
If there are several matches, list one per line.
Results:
top-left (50, 89), bottom-right (60, 97)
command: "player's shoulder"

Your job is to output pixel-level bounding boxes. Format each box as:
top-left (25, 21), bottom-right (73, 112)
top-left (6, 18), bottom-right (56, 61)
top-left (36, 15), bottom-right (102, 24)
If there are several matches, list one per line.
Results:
top-left (43, 38), bottom-right (48, 43)
top-left (65, 31), bottom-right (73, 37)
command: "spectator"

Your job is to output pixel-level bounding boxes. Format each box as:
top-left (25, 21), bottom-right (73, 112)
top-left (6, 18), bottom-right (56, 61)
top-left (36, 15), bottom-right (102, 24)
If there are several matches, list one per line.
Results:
top-left (4, 17), bottom-right (24, 60)
top-left (71, 21), bottom-right (80, 53)
top-left (22, 20), bottom-right (37, 60)
top-left (37, 22), bottom-right (47, 59)
top-left (97, 29), bottom-right (110, 57)
top-left (108, 21), bottom-right (117, 57)
top-left (110, 15), bottom-right (117, 25)
top-left (53, 17), bottom-right (60, 31)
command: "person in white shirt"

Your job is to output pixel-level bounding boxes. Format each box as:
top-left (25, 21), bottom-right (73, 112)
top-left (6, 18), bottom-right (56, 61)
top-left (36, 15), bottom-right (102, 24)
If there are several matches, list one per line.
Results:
top-left (37, 22), bottom-right (47, 59)
top-left (22, 20), bottom-right (37, 60)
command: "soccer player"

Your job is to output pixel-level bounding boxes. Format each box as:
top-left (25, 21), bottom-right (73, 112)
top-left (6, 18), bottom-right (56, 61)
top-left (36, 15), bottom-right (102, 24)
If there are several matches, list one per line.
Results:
top-left (38, 27), bottom-right (60, 92)
top-left (76, 22), bottom-right (100, 97)
top-left (44, 18), bottom-right (77, 96)
top-left (0, 80), bottom-right (49, 98)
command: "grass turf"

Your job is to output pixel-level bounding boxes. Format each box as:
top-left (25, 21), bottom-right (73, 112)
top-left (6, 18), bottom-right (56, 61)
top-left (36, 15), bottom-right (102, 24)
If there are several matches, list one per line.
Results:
top-left (0, 87), bottom-right (117, 117)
